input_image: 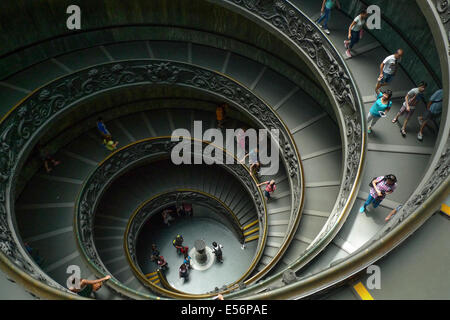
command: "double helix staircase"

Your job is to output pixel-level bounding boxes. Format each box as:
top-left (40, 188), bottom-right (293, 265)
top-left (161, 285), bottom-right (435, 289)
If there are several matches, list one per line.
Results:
top-left (0, 0), bottom-right (447, 300)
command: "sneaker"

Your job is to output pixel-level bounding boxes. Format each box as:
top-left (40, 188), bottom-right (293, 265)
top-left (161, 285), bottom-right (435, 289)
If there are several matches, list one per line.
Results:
top-left (417, 132), bottom-right (423, 141)
top-left (323, 28), bottom-right (330, 35)
top-left (345, 49), bottom-right (352, 58)
top-left (241, 244), bottom-right (246, 250)
top-left (344, 40), bottom-right (350, 49)
top-left (359, 206), bottom-right (365, 213)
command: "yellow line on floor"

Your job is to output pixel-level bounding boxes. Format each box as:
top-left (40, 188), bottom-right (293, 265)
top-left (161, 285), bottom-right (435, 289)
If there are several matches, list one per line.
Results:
top-left (243, 220), bottom-right (259, 230)
top-left (441, 203), bottom-right (450, 217)
top-left (145, 271), bottom-right (157, 277)
top-left (353, 282), bottom-right (374, 300)
top-left (245, 234), bottom-right (259, 243)
top-left (148, 275), bottom-right (159, 281)
top-left (244, 227), bottom-right (259, 236)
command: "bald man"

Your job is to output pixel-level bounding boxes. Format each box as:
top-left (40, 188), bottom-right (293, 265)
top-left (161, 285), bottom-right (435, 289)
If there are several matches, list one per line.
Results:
top-left (375, 49), bottom-right (404, 93)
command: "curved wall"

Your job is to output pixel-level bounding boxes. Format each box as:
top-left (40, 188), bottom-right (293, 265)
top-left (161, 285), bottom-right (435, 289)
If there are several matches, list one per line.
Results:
top-left (335, 0), bottom-right (442, 97)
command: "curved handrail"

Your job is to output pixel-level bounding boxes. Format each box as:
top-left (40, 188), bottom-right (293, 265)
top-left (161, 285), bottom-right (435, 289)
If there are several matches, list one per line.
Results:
top-left (75, 137), bottom-right (268, 299)
top-left (124, 189), bottom-right (253, 294)
top-left (228, 0), bottom-right (450, 299)
top-left (208, 0), bottom-right (366, 297)
top-left (0, 57), bottom-right (305, 299)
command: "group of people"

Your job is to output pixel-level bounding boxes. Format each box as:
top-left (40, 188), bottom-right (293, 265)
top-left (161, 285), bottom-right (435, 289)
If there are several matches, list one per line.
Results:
top-left (161, 203), bottom-right (194, 227)
top-left (150, 235), bottom-right (224, 283)
top-left (367, 55), bottom-right (442, 141)
top-left (239, 146), bottom-right (277, 202)
top-left (316, 3), bottom-right (443, 140)
top-left (171, 234), bottom-right (192, 281)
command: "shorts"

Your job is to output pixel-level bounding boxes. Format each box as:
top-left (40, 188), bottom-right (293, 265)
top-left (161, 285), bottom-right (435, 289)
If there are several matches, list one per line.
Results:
top-left (423, 109), bottom-right (439, 121)
top-left (264, 190), bottom-right (271, 199)
top-left (398, 104), bottom-right (416, 119)
top-left (379, 72), bottom-right (394, 84)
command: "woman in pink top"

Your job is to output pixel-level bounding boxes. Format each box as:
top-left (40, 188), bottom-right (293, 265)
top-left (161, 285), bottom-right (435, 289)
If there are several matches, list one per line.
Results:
top-left (360, 174), bottom-right (397, 213)
top-left (258, 180), bottom-right (276, 201)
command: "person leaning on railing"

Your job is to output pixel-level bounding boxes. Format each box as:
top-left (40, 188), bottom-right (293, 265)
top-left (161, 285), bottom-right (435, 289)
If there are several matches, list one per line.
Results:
top-left (257, 180), bottom-right (276, 202)
top-left (69, 275), bottom-right (111, 298)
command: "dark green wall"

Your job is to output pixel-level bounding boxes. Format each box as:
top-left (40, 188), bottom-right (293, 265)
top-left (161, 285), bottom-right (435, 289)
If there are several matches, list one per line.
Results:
top-left (0, 0), bottom-right (335, 119)
top-left (0, 0), bottom-right (316, 83)
top-left (339, 0), bottom-right (442, 98)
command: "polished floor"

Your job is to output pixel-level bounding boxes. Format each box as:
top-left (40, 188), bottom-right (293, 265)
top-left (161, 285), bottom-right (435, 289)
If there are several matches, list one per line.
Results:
top-left (136, 210), bottom-right (257, 294)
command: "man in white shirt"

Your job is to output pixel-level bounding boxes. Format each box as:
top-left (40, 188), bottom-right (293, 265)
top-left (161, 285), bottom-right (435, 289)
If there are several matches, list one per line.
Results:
top-left (375, 49), bottom-right (404, 93)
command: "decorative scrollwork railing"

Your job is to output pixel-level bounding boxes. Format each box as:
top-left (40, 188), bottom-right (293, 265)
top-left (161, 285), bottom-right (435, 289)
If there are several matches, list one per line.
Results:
top-left (76, 137), bottom-right (267, 298)
top-left (209, 0), bottom-right (365, 282)
top-left (226, 0), bottom-right (450, 299)
top-left (0, 58), bottom-right (306, 298)
top-left (124, 189), bottom-right (249, 291)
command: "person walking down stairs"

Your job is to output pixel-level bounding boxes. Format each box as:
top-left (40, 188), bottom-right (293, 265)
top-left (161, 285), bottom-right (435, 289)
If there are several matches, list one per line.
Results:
top-left (392, 81), bottom-right (427, 137)
top-left (344, 9), bottom-right (369, 58)
top-left (417, 88), bottom-right (443, 141)
top-left (316, 0), bottom-right (341, 35)
top-left (360, 174), bottom-right (398, 213)
top-left (96, 117), bottom-right (111, 138)
top-left (375, 49), bottom-right (404, 93)
top-left (258, 180), bottom-right (277, 202)
top-left (367, 89), bottom-right (393, 134)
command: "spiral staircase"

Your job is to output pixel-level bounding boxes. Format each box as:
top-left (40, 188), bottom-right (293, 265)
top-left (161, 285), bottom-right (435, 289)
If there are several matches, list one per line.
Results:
top-left (0, 0), bottom-right (448, 300)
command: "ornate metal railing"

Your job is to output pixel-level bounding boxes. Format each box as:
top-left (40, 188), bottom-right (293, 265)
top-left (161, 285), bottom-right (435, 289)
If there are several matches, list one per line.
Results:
top-left (75, 137), bottom-right (267, 298)
top-left (206, 0), bottom-right (366, 290)
top-left (226, 0), bottom-right (450, 299)
top-left (0, 56), bottom-right (307, 298)
top-left (124, 189), bottom-right (250, 291)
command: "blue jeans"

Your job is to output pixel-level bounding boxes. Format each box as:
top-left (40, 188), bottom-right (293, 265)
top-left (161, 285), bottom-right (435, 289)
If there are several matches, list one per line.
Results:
top-left (317, 8), bottom-right (331, 29)
top-left (379, 72), bottom-right (394, 84)
top-left (349, 30), bottom-right (360, 49)
top-left (364, 194), bottom-right (382, 209)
